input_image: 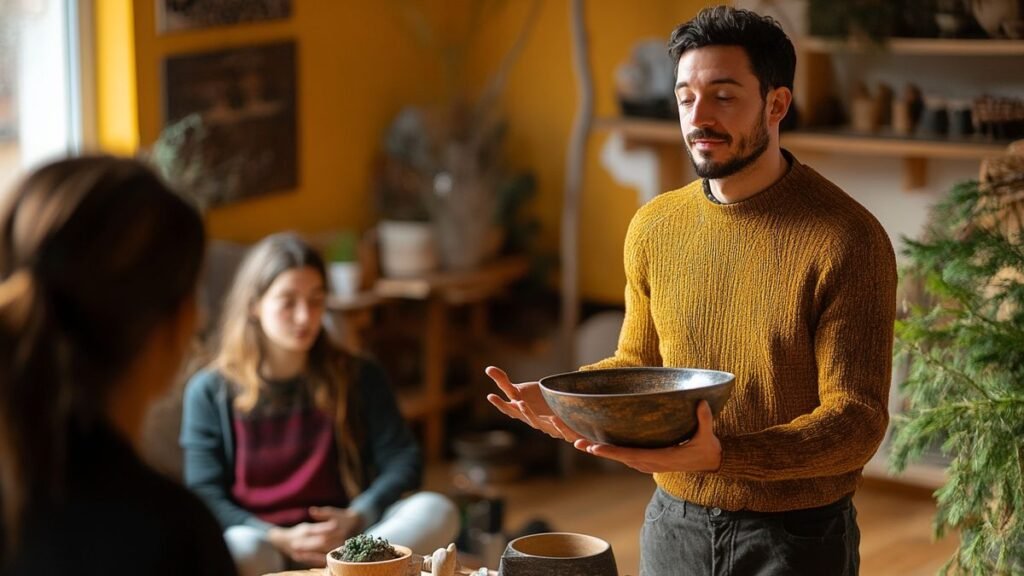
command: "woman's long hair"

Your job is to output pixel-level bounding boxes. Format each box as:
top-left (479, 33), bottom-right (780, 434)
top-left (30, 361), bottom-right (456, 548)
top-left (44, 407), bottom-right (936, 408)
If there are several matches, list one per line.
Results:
top-left (0, 156), bottom-right (205, 557)
top-left (211, 232), bottom-right (365, 497)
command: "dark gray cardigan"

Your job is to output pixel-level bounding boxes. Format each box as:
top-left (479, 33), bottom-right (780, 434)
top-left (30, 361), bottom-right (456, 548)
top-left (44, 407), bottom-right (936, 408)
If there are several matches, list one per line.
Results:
top-left (180, 360), bottom-right (422, 533)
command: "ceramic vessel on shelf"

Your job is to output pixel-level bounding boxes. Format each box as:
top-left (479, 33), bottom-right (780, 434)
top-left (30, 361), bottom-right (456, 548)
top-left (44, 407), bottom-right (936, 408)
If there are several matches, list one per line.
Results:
top-left (972, 0), bottom-right (1022, 37)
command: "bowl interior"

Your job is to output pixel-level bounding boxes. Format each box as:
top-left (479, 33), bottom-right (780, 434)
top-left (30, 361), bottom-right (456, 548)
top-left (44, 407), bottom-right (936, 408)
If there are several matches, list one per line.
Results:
top-left (508, 532), bottom-right (609, 558)
top-left (501, 532), bottom-right (618, 576)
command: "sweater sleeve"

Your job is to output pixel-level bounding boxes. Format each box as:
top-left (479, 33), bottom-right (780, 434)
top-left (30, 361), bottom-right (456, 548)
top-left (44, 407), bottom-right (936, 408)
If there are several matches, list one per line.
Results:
top-left (348, 360), bottom-right (423, 527)
top-left (718, 226), bottom-right (897, 481)
top-left (582, 208), bottom-right (663, 371)
top-left (180, 370), bottom-right (273, 533)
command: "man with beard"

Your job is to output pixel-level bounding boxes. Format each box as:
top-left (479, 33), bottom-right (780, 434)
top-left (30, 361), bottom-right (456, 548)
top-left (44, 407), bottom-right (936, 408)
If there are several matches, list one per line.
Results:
top-left (485, 6), bottom-right (896, 575)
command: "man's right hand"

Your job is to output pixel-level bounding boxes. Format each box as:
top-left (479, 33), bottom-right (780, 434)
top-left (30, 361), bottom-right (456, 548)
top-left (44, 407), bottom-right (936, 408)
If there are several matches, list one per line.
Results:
top-left (485, 366), bottom-right (582, 443)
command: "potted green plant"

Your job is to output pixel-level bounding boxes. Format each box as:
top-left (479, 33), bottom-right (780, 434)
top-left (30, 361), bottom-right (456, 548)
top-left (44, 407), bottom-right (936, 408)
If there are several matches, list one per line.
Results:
top-left (891, 157), bottom-right (1024, 574)
top-left (326, 229), bottom-right (362, 298)
top-left (374, 110), bottom-right (440, 278)
top-left (144, 113), bottom-right (245, 211)
top-left (326, 534), bottom-right (413, 576)
top-left (375, 0), bottom-right (541, 272)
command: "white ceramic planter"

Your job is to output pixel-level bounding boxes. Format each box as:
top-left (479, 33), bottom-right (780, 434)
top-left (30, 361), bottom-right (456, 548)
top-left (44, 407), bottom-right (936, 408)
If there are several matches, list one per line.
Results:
top-left (328, 261), bottom-right (361, 298)
top-left (378, 220), bottom-right (438, 277)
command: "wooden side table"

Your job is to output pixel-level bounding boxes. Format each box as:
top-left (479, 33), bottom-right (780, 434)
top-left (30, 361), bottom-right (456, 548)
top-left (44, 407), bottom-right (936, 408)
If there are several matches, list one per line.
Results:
top-left (325, 291), bottom-right (382, 353)
top-left (373, 256), bottom-right (530, 462)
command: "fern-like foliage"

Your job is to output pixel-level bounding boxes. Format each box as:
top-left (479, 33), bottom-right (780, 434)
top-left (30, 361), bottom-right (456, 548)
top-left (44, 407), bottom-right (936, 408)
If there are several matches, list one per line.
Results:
top-left (892, 178), bottom-right (1024, 575)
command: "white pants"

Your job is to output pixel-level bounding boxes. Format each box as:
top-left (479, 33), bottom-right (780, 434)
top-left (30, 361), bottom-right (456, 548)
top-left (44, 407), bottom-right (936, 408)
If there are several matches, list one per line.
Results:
top-left (224, 491), bottom-right (460, 576)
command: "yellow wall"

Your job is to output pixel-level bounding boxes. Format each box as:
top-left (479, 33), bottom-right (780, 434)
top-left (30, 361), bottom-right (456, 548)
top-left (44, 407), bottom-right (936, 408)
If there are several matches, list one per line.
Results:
top-left (100, 1), bottom-right (715, 303)
top-left (95, 0), bottom-right (138, 153)
top-left (467, 1), bottom-right (715, 302)
top-left (129, 1), bottom-right (450, 243)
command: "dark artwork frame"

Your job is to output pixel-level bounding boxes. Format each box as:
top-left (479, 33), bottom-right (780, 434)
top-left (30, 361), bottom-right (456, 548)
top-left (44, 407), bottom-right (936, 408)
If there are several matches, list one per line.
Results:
top-left (162, 41), bottom-right (298, 205)
top-left (156, 0), bottom-right (292, 33)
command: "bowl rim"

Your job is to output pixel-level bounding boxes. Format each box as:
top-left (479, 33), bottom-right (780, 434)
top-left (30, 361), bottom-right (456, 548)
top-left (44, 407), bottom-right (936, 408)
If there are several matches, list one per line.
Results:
top-left (539, 366), bottom-right (735, 398)
top-left (505, 531), bottom-right (611, 559)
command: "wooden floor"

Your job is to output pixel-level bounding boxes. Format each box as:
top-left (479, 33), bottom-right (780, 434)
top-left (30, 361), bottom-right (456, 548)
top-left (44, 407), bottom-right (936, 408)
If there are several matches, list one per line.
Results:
top-left (429, 463), bottom-right (958, 576)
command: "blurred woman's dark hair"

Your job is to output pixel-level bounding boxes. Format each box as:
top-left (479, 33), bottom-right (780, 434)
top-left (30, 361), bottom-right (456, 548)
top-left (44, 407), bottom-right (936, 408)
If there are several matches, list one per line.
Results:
top-left (0, 155), bottom-right (205, 555)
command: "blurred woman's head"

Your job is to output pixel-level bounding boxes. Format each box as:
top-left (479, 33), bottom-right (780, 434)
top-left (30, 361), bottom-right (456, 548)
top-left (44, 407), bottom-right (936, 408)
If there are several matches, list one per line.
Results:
top-left (251, 251), bottom-right (327, 356)
top-left (213, 233), bottom-right (331, 404)
top-left (0, 155), bottom-right (206, 551)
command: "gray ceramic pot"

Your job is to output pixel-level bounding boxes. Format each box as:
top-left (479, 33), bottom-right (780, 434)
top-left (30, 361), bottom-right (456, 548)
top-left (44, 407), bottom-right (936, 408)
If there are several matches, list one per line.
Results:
top-left (499, 532), bottom-right (617, 576)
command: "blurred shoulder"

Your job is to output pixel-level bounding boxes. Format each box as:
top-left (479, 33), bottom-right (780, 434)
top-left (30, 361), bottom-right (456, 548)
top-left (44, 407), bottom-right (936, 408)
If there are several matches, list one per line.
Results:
top-left (183, 367), bottom-right (232, 400)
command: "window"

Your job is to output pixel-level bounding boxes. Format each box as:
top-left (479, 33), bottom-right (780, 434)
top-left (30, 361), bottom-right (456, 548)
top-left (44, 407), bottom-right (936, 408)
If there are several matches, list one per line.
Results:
top-left (0, 0), bottom-right (85, 195)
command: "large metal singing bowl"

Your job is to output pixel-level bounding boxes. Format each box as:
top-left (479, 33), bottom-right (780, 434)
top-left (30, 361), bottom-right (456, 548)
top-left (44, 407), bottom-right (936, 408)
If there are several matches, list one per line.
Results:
top-left (538, 367), bottom-right (735, 448)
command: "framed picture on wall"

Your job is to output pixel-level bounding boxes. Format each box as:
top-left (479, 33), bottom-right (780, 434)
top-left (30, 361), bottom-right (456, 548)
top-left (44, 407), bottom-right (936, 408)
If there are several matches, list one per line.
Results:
top-left (157, 0), bottom-right (292, 33)
top-left (162, 40), bottom-right (298, 205)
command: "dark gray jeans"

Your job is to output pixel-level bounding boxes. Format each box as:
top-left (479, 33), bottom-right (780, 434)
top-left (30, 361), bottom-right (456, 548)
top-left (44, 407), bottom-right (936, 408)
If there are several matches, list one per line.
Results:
top-left (640, 488), bottom-right (860, 576)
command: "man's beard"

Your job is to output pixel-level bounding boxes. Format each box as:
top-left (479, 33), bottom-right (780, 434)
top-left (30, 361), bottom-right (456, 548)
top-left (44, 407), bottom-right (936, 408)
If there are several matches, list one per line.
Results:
top-left (685, 112), bottom-right (770, 180)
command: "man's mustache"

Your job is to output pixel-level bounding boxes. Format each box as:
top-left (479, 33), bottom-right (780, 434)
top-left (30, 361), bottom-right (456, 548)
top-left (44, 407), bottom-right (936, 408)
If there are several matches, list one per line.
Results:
top-left (686, 129), bottom-right (732, 145)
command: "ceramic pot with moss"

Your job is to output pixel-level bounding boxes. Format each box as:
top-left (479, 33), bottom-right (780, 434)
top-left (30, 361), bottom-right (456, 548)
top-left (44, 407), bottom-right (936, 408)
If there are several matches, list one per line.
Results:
top-left (327, 543), bottom-right (414, 576)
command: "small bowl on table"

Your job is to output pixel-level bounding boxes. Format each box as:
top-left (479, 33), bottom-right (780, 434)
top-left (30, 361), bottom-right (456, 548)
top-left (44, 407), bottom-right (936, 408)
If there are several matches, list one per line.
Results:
top-left (499, 532), bottom-right (618, 576)
top-left (538, 367), bottom-right (735, 448)
top-left (326, 544), bottom-right (414, 576)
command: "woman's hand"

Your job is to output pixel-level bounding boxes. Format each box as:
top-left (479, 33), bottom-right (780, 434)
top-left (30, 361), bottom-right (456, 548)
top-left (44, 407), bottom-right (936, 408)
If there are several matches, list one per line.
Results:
top-left (485, 366), bottom-right (582, 443)
top-left (267, 507), bottom-right (363, 566)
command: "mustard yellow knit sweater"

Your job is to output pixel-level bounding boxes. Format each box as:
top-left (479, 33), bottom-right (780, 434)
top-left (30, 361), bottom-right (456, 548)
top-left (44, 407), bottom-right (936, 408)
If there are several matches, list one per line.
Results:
top-left (584, 156), bottom-right (897, 513)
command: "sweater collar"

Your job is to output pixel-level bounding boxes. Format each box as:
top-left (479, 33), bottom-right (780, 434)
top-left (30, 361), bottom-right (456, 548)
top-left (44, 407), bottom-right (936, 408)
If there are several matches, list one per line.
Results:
top-left (700, 149), bottom-right (803, 220)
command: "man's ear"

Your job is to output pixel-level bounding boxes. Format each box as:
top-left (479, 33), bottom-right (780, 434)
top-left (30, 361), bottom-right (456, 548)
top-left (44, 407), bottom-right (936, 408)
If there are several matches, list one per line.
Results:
top-left (767, 87), bottom-right (793, 126)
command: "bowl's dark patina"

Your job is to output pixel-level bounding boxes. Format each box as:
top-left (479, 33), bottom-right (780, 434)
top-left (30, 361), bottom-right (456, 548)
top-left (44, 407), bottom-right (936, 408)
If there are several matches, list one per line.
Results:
top-left (539, 367), bottom-right (735, 448)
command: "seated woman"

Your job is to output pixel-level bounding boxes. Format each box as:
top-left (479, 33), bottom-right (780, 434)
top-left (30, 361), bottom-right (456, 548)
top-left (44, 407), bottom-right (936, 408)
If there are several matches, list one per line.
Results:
top-left (0, 156), bottom-right (237, 575)
top-left (181, 232), bottom-right (459, 576)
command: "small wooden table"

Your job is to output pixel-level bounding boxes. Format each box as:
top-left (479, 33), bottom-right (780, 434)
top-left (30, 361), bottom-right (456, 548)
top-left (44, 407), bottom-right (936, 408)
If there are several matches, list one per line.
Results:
top-left (372, 256), bottom-right (530, 462)
top-left (266, 566), bottom-right (497, 576)
top-left (325, 291), bottom-right (382, 352)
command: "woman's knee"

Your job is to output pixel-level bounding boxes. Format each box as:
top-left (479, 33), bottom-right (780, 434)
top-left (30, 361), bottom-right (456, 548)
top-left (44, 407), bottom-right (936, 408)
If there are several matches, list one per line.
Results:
top-left (368, 491), bottom-right (461, 553)
top-left (223, 525), bottom-right (284, 576)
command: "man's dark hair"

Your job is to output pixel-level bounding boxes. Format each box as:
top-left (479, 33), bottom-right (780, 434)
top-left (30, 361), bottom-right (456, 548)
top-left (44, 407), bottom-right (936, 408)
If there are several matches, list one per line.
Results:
top-left (668, 6), bottom-right (796, 98)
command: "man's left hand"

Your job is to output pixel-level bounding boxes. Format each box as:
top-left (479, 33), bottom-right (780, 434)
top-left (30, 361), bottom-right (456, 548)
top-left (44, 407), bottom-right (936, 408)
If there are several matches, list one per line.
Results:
top-left (572, 400), bottom-right (722, 474)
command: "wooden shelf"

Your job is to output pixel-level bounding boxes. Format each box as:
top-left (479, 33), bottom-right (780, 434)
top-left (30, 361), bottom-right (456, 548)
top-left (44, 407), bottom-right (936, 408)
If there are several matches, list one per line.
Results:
top-left (374, 256), bottom-right (530, 302)
top-left (325, 291), bottom-right (381, 312)
top-left (783, 129), bottom-right (1010, 160)
top-left (595, 117), bottom-right (1009, 159)
top-left (596, 116), bottom-right (1017, 188)
top-left (594, 116), bottom-right (680, 144)
top-left (802, 36), bottom-right (1024, 56)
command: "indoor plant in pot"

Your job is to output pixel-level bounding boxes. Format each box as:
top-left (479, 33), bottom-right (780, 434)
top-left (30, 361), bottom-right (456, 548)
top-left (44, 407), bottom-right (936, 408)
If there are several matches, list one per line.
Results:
top-left (379, 0), bottom-right (541, 272)
top-left (326, 229), bottom-right (362, 299)
top-left (145, 112), bottom-right (246, 210)
top-left (374, 109), bottom-right (440, 278)
top-left (327, 534), bottom-right (413, 576)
